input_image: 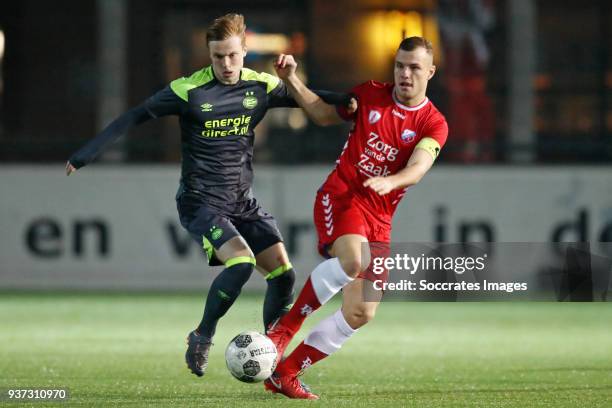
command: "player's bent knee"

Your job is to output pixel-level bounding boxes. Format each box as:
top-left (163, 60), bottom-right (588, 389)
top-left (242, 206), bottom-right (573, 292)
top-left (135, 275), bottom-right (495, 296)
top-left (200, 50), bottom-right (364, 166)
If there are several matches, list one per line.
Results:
top-left (345, 313), bottom-right (371, 329)
top-left (339, 258), bottom-right (363, 278)
top-left (217, 236), bottom-right (255, 262)
top-left (344, 304), bottom-right (376, 328)
top-left (358, 306), bottom-right (376, 323)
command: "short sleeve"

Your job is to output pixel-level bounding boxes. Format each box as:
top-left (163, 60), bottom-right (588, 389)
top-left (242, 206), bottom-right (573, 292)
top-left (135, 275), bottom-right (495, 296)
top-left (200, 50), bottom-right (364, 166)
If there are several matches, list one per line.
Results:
top-left (422, 115), bottom-right (448, 149)
top-left (144, 85), bottom-right (185, 118)
top-left (415, 114), bottom-right (448, 160)
top-left (267, 79), bottom-right (295, 108)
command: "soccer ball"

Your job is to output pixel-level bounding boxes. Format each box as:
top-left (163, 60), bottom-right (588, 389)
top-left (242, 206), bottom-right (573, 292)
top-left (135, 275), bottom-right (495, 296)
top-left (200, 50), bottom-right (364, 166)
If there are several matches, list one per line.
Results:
top-left (225, 330), bottom-right (277, 383)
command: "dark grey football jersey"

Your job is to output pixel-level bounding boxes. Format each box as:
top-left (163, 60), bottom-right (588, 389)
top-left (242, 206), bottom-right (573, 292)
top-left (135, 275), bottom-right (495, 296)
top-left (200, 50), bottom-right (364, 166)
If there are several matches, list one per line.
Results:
top-left (145, 66), bottom-right (295, 203)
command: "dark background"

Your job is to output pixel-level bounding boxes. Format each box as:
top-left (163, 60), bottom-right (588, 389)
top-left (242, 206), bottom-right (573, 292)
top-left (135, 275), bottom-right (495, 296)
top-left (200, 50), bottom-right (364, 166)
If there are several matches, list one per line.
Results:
top-left (0, 0), bottom-right (610, 164)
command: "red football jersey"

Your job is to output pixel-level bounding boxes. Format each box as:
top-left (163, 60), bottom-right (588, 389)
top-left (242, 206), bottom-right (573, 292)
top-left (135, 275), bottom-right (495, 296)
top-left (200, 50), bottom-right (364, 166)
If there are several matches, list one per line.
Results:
top-left (321, 80), bottom-right (448, 220)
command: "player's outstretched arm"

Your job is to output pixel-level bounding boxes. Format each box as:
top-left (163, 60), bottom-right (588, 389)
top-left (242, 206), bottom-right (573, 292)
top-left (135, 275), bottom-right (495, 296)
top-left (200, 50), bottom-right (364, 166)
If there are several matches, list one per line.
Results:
top-left (274, 54), bottom-right (355, 126)
top-left (66, 105), bottom-right (152, 175)
top-left (363, 148), bottom-right (435, 195)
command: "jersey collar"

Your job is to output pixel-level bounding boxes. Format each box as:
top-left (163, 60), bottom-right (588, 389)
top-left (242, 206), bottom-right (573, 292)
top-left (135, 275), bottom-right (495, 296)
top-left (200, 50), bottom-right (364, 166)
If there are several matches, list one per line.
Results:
top-left (392, 91), bottom-right (429, 111)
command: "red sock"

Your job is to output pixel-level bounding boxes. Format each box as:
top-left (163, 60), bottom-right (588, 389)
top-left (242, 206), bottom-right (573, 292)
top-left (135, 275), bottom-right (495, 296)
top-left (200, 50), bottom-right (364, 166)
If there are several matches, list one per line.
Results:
top-left (276, 341), bottom-right (328, 377)
top-left (280, 277), bottom-right (321, 333)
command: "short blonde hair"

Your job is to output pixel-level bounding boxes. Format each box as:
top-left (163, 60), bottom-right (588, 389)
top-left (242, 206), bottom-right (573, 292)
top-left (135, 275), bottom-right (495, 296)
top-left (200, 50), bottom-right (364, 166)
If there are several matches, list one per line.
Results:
top-left (206, 13), bottom-right (246, 46)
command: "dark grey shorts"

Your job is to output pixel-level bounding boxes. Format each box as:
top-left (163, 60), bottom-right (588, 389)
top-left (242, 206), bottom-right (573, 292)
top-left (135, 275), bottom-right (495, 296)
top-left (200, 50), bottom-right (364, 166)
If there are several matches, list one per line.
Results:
top-left (176, 192), bottom-right (283, 266)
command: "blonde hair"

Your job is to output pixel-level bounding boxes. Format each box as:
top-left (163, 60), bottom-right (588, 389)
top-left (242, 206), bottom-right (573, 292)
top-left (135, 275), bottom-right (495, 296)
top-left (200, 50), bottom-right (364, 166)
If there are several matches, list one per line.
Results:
top-left (206, 13), bottom-right (246, 46)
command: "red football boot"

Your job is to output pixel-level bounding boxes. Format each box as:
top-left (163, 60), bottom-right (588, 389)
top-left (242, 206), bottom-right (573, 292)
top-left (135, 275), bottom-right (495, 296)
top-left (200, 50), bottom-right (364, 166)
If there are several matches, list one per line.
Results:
top-left (264, 372), bottom-right (319, 400)
top-left (265, 318), bottom-right (295, 364)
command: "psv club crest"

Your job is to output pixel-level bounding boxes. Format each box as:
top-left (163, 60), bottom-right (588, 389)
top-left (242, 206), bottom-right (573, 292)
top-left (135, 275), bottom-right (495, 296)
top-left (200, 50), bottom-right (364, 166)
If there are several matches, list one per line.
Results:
top-left (242, 91), bottom-right (258, 109)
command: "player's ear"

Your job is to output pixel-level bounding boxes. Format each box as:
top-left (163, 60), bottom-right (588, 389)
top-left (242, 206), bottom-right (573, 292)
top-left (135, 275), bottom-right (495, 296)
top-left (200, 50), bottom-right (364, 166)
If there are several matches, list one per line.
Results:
top-left (428, 64), bottom-right (436, 80)
top-left (242, 46), bottom-right (247, 58)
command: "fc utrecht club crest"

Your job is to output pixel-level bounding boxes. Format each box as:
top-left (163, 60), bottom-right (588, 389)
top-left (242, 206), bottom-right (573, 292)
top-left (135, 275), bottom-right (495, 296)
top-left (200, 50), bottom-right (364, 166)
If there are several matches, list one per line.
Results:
top-left (401, 129), bottom-right (416, 143)
top-left (368, 110), bottom-right (381, 124)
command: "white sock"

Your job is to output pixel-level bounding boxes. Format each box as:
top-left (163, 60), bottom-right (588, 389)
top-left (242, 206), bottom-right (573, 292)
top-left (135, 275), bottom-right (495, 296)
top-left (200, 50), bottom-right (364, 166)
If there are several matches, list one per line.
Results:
top-left (304, 309), bottom-right (356, 355)
top-left (310, 257), bottom-right (354, 305)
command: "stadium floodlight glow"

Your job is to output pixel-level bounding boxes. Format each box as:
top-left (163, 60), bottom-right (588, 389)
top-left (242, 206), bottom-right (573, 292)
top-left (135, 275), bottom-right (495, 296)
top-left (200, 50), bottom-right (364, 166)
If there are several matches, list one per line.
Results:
top-left (245, 32), bottom-right (289, 54)
top-left (361, 11), bottom-right (441, 64)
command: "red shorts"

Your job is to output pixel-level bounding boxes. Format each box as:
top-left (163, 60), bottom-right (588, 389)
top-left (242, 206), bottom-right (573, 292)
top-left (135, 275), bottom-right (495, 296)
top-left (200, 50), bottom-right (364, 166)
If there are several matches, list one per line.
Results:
top-left (313, 190), bottom-right (391, 283)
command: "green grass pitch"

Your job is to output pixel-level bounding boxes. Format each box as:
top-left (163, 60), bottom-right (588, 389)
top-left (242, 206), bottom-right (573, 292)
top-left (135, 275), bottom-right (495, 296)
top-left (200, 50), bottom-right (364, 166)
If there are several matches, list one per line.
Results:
top-left (1, 293), bottom-right (611, 407)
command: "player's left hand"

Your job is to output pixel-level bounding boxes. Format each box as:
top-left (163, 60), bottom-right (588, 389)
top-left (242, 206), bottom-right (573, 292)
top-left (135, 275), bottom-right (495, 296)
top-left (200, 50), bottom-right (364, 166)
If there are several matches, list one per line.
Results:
top-left (363, 176), bottom-right (395, 195)
top-left (65, 161), bottom-right (77, 176)
top-left (346, 97), bottom-right (358, 115)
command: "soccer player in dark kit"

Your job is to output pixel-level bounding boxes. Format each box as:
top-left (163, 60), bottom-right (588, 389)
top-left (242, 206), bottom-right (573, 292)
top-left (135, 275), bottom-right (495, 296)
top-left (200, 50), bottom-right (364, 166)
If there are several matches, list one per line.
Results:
top-left (66, 13), bottom-right (354, 378)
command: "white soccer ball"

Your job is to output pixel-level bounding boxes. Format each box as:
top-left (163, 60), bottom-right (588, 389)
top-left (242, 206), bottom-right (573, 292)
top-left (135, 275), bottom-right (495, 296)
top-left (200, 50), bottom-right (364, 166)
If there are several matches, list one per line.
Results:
top-left (225, 330), bottom-right (277, 383)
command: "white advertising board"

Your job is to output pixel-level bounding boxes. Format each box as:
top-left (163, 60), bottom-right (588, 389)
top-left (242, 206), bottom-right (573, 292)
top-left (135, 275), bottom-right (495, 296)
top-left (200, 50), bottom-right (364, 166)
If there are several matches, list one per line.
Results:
top-left (0, 165), bottom-right (610, 289)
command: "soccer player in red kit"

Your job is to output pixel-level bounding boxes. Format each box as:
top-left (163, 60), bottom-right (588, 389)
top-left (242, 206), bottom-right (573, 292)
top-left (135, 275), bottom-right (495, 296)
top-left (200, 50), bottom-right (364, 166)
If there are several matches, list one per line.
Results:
top-left (264, 37), bottom-right (448, 399)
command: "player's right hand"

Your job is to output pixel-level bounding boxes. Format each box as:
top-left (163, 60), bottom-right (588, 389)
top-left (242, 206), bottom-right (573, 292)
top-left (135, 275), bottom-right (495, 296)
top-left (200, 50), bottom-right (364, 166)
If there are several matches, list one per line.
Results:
top-left (65, 161), bottom-right (77, 176)
top-left (274, 54), bottom-right (297, 80)
top-left (363, 176), bottom-right (396, 195)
